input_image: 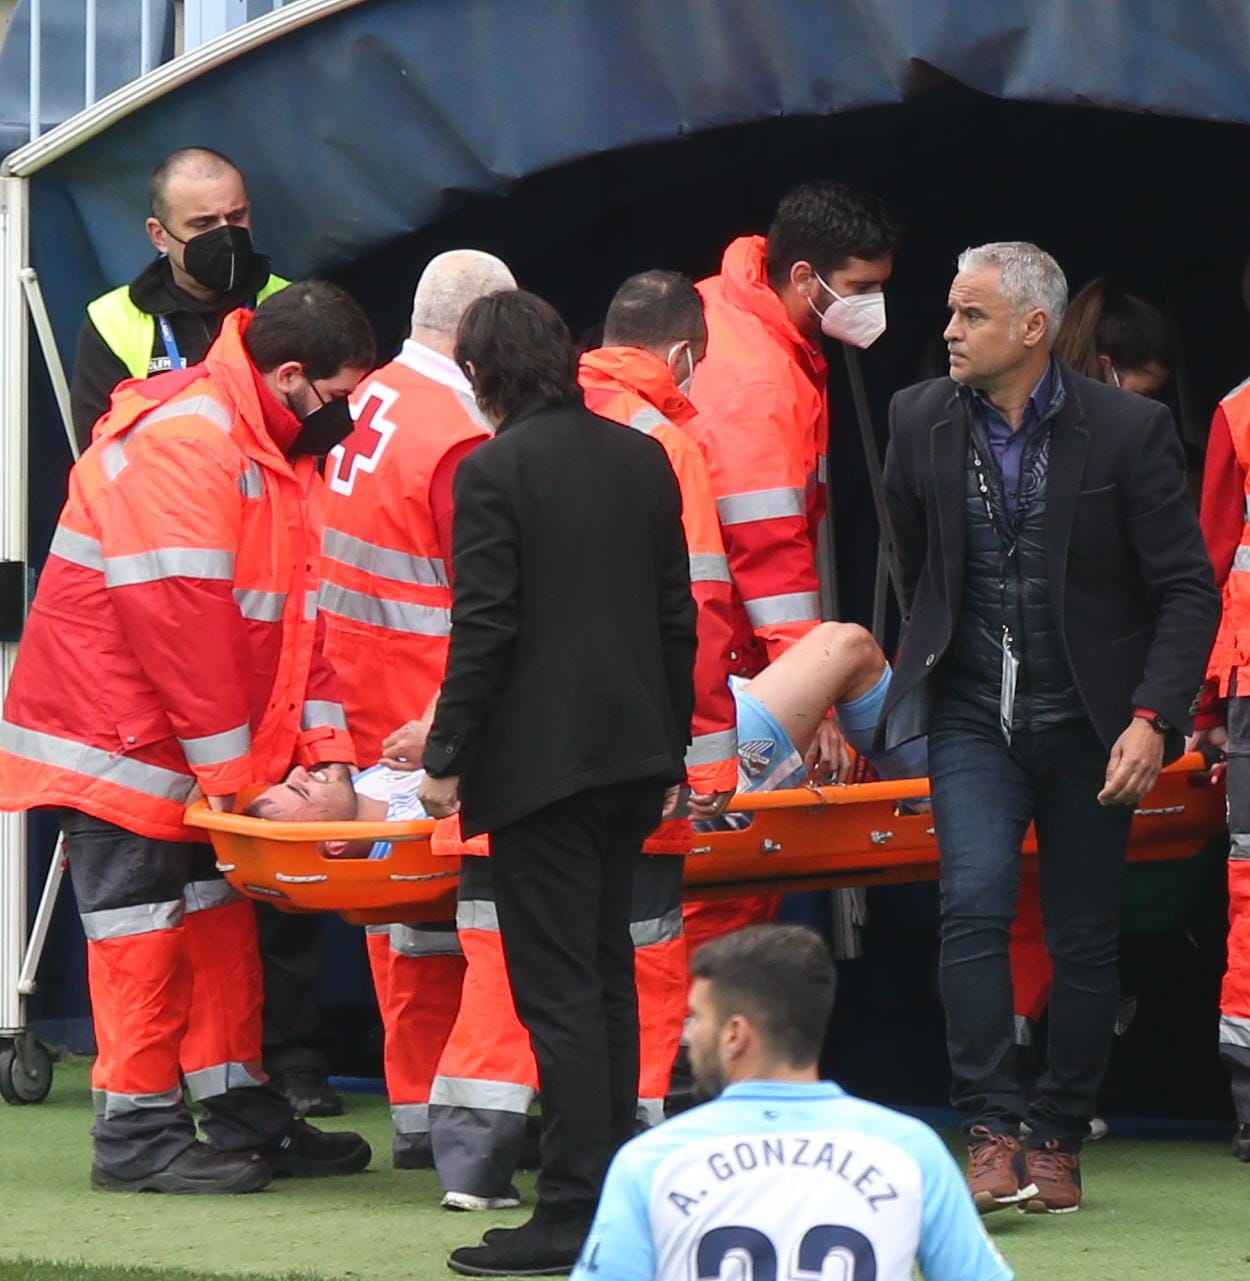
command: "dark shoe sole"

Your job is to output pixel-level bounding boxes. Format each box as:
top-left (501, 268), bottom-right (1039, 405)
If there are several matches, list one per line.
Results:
top-left (91, 1161), bottom-right (271, 1195)
top-left (1233, 1138), bottom-right (1250, 1162)
top-left (447, 1259), bottom-right (575, 1278)
top-left (973, 1181), bottom-right (1037, 1214)
top-left (271, 1136), bottom-right (371, 1179)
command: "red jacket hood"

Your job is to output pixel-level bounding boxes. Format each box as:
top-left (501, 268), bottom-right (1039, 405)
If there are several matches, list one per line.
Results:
top-left (578, 346), bottom-right (697, 426)
top-left (717, 234), bottom-right (817, 358)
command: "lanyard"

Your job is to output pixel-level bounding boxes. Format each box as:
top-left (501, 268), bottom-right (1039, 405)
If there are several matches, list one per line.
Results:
top-left (156, 315), bottom-right (185, 370)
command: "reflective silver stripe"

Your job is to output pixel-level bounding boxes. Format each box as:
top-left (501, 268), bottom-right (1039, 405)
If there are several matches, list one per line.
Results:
top-left (92, 1085), bottom-right (184, 1119)
top-left (630, 908), bottom-right (683, 948)
top-left (716, 487), bottom-right (806, 526)
top-left (1013, 1014), bottom-right (1033, 1047)
top-left (0, 719), bottom-right (195, 802)
top-left (234, 587), bottom-right (286, 622)
top-left (104, 546), bottom-right (235, 587)
top-left (49, 525), bottom-right (104, 571)
top-left (1232, 834), bottom-right (1250, 861)
top-left (429, 1075), bottom-right (534, 1114)
top-left (318, 581), bottom-right (451, 637)
top-left (456, 899), bottom-right (500, 932)
top-left (237, 462), bottom-right (265, 498)
top-left (628, 406), bottom-right (669, 435)
top-left (183, 1060), bottom-right (267, 1101)
top-left (1244, 493), bottom-right (1250, 523)
top-left (184, 879), bottom-right (243, 913)
top-left (744, 590), bottom-right (822, 627)
top-left (364, 924), bottom-right (389, 935)
top-left (389, 923), bottom-right (463, 957)
top-left (689, 552), bottom-right (732, 584)
top-left (301, 700), bottom-right (348, 732)
top-left (1235, 546), bottom-right (1250, 573)
top-left (305, 588), bottom-right (319, 622)
top-left (137, 394), bottom-right (233, 435)
top-left (322, 528), bottom-right (449, 588)
top-left (80, 898), bottom-right (184, 941)
top-left (637, 1098), bottom-right (666, 1129)
top-left (178, 723), bottom-right (251, 768)
top-left (1220, 1014), bottom-right (1250, 1048)
top-left (391, 1102), bottom-right (430, 1134)
top-left (686, 728), bottom-right (738, 769)
top-left (817, 455), bottom-right (829, 484)
top-left (101, 439), bottom-right (128, 480)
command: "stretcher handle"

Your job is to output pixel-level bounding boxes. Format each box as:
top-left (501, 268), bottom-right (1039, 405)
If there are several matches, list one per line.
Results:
top-left (184, 796), bottom-right (435, 843)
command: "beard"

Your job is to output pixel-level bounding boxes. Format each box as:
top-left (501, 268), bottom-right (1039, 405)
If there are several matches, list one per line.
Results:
top-left (690, 1054), bottom-right (727, 1103)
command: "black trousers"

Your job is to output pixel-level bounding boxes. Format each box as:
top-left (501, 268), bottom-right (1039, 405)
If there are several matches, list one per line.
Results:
top-left (929, 700), bottom-right (1133, 1145)
top-left (256, 904), bottom-right (330, 1077)
top-left (490, 778), bottom-right (666, 1222)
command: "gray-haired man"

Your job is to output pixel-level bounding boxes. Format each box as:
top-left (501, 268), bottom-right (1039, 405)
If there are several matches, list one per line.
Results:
top-left (879, 243), bottom-right (1218, 1213)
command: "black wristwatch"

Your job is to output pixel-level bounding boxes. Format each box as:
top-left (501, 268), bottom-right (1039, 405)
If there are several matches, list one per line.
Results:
top-left (1134, 711), bottom-right (1171, 735)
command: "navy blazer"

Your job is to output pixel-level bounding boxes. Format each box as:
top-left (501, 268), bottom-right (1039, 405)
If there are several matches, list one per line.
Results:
top-left (878, 363), bottom-right (1220, 763)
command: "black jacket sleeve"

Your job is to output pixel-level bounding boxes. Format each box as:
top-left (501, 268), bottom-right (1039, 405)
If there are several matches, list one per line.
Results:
top-left (883, 398), bottom-right (926, 618)
top-left (654, 453), bottom-right (697, 756)
top-left (70, 316), bottom-right (131, 453)
top-left (1123, 403), bottom-right (1221, 730)
top-left (422, 452), bottom-right (520, 779)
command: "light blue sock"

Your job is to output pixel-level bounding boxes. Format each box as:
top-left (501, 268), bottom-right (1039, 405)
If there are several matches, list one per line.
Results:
top-left (834, 662), bottom-right (929, 781)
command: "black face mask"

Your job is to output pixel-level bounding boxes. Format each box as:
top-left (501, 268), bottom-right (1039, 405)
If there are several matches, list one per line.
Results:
top-left (170, 224), bottom-right (260, 294)
top-left (288, 379), bottom-right (355, 457)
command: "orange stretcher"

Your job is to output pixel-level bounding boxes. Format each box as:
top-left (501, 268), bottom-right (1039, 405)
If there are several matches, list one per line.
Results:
top-left (185, 753), bottom-right (1226, 926)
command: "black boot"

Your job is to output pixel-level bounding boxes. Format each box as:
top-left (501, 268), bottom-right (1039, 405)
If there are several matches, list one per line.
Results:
top-left (254, 1118), bottom-right (371, 1177)
top-left (449, 1213), bottom-right (591, 1277)
top-left (269, 1068), bottom-right (344, 1118)
top-left (91, 1142), bottom-right (272, 1195)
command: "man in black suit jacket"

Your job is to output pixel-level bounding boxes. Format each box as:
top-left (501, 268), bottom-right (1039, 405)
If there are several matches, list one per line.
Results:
top-left (881, 242), bottom-right (1219, 1216)
top-left (418, 290), bottom-right (697, 1276)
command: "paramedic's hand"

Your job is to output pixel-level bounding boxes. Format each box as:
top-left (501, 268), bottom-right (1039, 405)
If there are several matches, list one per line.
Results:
top-left (311, 762), bottom-right (352, 783)
top-left (418, 773), bottom-right (461, 818)
top-left (1098, 719), bottom-right (1165, 806)
top-left (1188, 725), bottom-right (1229, 760)
top-left (688, 789), bottom-right (735, 820)
top-left (806, 717), bottom-right (853, 785)
top-left (661, 785), bottom-right (682, 819)
top-left (381, 720), bottom-right (431, 771)
top-left (206, 793), bottom-right (237, 814)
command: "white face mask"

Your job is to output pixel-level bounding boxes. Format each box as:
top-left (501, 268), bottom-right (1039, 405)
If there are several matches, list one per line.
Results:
top-left (809, 275), bottom-right (888, 349)
top-left (667, 342), bottom-right (695, 396)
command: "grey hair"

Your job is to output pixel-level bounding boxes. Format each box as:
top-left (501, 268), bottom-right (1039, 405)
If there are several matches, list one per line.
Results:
top-left (956, 242), bottom-right (1068, 345)
top-left (410, 250), bottom-right (517, 338)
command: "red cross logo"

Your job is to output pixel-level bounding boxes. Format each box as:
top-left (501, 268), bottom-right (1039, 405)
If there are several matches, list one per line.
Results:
top-left (327, 383), bottom-right (398, 494)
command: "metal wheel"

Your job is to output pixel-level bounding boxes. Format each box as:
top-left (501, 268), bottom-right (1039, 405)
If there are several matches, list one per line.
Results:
top-left (0, 1037), bottom-right (54, 1104)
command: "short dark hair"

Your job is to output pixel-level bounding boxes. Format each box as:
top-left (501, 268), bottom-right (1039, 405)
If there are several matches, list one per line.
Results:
top-left (602, 270), bottom-right (707, 351)
top-left (149, 146), bottom-right (240, 222)
top-left (690, 924), bottom-right (835, 1067)
top-left (765, 181), bottom-right (899, 288)
top-left (455, 290), bottom-right (581, 420)
top-left (244, 281), bottom-right (376, 380)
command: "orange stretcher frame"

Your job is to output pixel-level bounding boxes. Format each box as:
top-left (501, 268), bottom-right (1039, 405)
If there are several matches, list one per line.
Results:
top-left (185, 754), bottom-right (1226, 926)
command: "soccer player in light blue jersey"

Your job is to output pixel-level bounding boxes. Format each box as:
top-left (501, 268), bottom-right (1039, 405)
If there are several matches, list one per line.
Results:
top-left (573, 925), bottom-right (1012, 1281)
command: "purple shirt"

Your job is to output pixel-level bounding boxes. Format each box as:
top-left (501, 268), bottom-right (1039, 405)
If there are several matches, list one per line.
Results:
top-left (971, 360), bottom-right (1057, 519)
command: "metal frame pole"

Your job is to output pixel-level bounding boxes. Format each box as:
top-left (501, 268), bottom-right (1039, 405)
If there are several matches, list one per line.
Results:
top-left (0, 177), bottom-right (31, 1037)
top-left (28, 0), bottom-right (42, 141)
top-left (84, 0), bottom-right (98, 107)
top-left (20, 269), bottom-right (78, 462)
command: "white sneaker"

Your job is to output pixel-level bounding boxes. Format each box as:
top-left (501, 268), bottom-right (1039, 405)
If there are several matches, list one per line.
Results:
top-left (441, 1188), bottom-right (521, 1212)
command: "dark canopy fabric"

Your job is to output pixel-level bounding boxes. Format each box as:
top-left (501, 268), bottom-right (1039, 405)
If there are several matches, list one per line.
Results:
top-left (13, 0), bottom-right (1247, 1105)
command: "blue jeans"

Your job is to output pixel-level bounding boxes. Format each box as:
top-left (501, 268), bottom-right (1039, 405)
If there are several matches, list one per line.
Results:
top-left (929, 699), bottom-right (1133, 1145)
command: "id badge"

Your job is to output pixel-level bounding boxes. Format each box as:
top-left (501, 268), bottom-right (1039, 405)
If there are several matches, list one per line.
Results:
top-left (999, 630), bottom-right (1019, 744)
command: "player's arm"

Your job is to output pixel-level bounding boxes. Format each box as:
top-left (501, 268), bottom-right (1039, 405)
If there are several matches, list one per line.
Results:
top-left (914, 1128), bottom-right (1014, 1281)
top-left (699, 384), bottom-right (822, 664)
top-left (570, 1149), bottom-right (656, 1281)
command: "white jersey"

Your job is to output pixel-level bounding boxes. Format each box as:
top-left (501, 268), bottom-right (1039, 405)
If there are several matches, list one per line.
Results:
top-left (352, 764), bottom-right (429, 858)
top-left (572, 1080), bottom-right (1011, 1281)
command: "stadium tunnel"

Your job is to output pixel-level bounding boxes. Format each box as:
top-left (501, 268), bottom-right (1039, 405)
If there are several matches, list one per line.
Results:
top-left (4, 0), bottom-right (1250, 1117)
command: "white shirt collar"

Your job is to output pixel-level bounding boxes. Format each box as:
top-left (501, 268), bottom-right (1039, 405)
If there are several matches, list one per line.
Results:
top-left (394, 338), bottom-right (472, 394)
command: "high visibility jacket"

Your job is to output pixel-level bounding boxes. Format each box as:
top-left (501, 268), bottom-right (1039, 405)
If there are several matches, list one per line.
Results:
top-left (0, 309), bottom-right (355, 842)
top-left (1208, 377), bottom-right (1250, 693)
top-left (689, 235), bottom-right (829, 678)
top-left (579, 346), bottom-right (738, 799)
top-left (86, 274), bottom-right (289, 380)
top-left (320, 341), bottom-right (492, 764)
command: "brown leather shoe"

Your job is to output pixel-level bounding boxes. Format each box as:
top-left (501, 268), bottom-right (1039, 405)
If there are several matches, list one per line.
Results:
top-left (967, 1125), bottom-right (1034, 1213)
top-left (1020, 1140), bottom-right (1082, 1214)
